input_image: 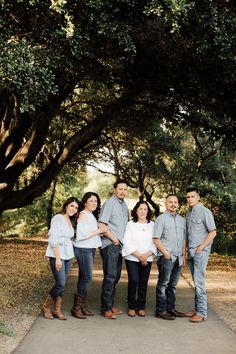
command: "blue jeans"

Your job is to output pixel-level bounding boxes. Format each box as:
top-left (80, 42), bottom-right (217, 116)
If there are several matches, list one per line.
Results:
top-left (125, 259), bottom-right (152, 310)
top-left (189, 249), bottom-right (210, 317)
top-left (74, 247), bottom-right (95, 296)
top-left (49, 257), bottom-right (72, 300)
top-left (156, 256), bottom-right (182, 314)
top-left (100, 244), bottom-right (122, 312)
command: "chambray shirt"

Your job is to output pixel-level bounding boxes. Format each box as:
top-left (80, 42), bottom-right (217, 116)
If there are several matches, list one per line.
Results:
top-left (99, 195), bottom-right (129, 249)
top-left (186, 203), bottom-right (216, 257)
top-left (45, 214), bottom-right (75, 260)
top-left (153, 211), bottom-right (186, 266)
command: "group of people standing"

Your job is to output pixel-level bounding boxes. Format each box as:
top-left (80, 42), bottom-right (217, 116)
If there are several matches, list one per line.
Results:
top-left (42, 180), bottom-right (216, 324)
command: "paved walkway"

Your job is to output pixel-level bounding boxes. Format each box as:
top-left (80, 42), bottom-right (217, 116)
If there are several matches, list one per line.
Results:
top-left (13, 259), bottom-right (236, 354)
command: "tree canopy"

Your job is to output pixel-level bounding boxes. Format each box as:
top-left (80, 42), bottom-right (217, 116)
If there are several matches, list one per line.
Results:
top-left (0, 0), bottom-right (235, 215)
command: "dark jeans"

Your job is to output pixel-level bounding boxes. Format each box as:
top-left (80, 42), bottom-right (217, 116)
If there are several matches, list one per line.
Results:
top-left (49, 257), bottom-right (72, 300)
top-left (100, 244), bottom-right (122, 312)
top-left (125, 259), bottom-right (152, 310)
top-left (156, 256), bottom-right (182, 314)
top-left (74, 247), bottom-right (96, 296)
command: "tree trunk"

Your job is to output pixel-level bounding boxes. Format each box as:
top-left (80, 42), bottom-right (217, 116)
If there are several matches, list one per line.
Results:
top-left (47, 176), bottom-right (58, 229)
top-left (144, 190), bottom-right (160, 217)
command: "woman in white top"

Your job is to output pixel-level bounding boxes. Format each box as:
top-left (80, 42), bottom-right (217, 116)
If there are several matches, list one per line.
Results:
top-left (43, 196), bottom-right (79, 320)
top-left (122, 201), bottom-right (156, 317)
top-left (71, 192), bottom-right (107, 319)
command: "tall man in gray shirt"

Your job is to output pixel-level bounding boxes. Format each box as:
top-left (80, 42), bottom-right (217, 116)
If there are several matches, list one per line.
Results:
top-left (186, 187), bottom-right (216, 323)
top-left (153, 194), bottom-right (186, 320)
top-left (99, 180), bottom-right (129, 319)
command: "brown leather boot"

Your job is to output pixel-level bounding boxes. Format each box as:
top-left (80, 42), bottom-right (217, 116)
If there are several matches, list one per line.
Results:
top-left (71, 293), bottom-right (87, 319)
top-left (52, 296), bottom-right (67, 320)
top-left (42, 294), bottom-right (54, 319)
top-left (81, 293), bottom-right (94, 316)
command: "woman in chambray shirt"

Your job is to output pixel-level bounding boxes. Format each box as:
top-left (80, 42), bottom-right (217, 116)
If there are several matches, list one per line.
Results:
top-left (72, 192), bottom-right (108, 319)
top-left (43, 196), bottom-right (79, 320)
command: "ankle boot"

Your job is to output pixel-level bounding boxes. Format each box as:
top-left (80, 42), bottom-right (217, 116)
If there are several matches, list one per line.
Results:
top-left (81, 293), bottom-right (94, 316)
top-left (42, 294), bottom-right (54, 319)
top-left (71, 293), bottom-right (87, 319)
top-left (52, 296), bottom-right (67, 320)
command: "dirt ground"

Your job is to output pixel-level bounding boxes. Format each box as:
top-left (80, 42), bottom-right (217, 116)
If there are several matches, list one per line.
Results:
top-left (0, 239), bottom-right (54, 354)
top-left (0, 239), bottom-right (236, 354)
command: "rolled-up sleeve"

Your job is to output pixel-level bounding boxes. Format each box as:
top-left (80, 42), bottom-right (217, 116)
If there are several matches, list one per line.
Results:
top-left (48, 216), bottom-right (60, 247)
top-left (204, 209), bottom-right (216, 232)
top-left (99, 200), bottom-right (112, 224)
top-left (153, 217), bottom-right (164, 239)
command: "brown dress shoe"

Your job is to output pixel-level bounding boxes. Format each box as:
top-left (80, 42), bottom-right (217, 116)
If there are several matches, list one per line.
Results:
top-left (137, 310), bottom-right (145, 317)
top-left (128, 309), bottom-right (136, 317)
top-left (103, 310), bottom-right (117, 319)
top-left (185, 311), bottom-right (196, 317)
top-left (189, 315), bottom-right (206, 323)
top-left (168, 310), bottom-right (186, 317)
top-left (112, 307), bottom-right (123, 315)
top-left (155, 312), bottom-right (175, 320)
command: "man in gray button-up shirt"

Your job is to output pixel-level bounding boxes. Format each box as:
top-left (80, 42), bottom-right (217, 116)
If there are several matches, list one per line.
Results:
top-left (153, 194), bottom-right (186, 320)
top-left (186, 187), bottom-right (216, 323)
top-left (99, 180), bottom-right (129, 319)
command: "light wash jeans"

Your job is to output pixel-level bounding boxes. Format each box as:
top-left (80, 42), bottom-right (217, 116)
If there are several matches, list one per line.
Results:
top-left (188, 249), bottom-right (210, 317)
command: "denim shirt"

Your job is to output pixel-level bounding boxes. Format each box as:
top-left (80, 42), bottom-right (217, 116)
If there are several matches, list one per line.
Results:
top-left (153, 211), bottom-right (186, 266)
top-left (186, 203), bottom-right (216, 257)
top-left (99, 195), bottom-right (129, 249)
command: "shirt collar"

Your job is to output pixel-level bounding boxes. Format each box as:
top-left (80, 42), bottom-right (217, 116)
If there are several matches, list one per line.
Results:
top-left (165, 210), bottom-right (178, 217)
top-left (112, 194), bottom-right (124, 204)
top-left (191, 203), bottom-right (203, 211)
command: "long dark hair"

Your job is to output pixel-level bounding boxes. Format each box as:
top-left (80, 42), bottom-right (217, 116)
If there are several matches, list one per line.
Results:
top-left (61, 196), bottom-right (79, 229)
top-left (79, 192), bottom-right (101, 221)
top-left (131, 201), bottom-right (153, 223)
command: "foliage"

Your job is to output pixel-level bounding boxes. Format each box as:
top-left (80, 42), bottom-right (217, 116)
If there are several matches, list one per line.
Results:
top-left (87, 116), bottom-right (236, 253)
top-left (0, 0), bottom-right (235, 217)
top-left (0, 166), bottom-right (88, 237)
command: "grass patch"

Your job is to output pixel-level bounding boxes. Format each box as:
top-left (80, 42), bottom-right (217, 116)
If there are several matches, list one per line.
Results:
top-left (0, 323), bottom-right (16, 337)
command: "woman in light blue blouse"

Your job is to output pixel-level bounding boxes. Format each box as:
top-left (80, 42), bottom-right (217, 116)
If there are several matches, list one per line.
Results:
top-left (43, 196), bottom-right (79, 320)
top-left (72, 192), bottom-right (108, 319)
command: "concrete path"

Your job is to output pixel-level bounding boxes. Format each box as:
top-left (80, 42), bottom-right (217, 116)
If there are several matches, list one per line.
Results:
top-left (13, 259), bottom-right (236, 354)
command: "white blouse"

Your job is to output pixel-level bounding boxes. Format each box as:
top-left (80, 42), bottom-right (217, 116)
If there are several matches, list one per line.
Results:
top-left (74, 210), bottom-right (102, 249)
top-left (45, 214), bottom-right (75, 260)
top-left (122, 220), bottom-right (156, 262)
